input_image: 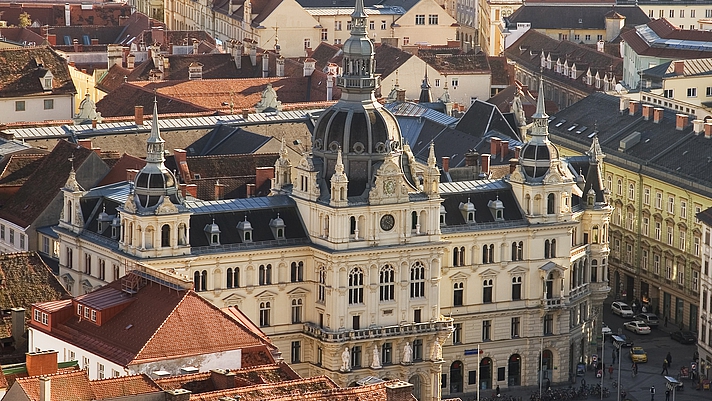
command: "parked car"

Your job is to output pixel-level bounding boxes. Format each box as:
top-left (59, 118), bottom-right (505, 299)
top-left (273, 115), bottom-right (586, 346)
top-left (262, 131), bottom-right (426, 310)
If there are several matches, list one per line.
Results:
top-left (611, 301), bottom-right (634, 317)
top-left (629, 346), bottom-right (648, 363)
top-left (602, 322), bottom-right (612, 336)
top-left (670, 330), bottom-right (697, 344)
top-left (633, 312), bottom-right (659, 327)
top-left (624, 320), bottom-right (652, 334)
top-left (611, 333), bottom-right (633, 347)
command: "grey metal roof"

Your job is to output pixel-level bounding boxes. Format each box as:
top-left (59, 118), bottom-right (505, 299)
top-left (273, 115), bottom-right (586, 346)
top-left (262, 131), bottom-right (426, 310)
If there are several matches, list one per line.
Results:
top-left (185, 195), bottom-right (296, 214)
top-left (637, 24), bottom-right (712, 52)
top-left (306, 6), bottom-right (404, 15)
top-left (385, 102), bottom-right (459, 126)
top-left (0, 139), bottom-right (33, 157)
top-left (3, 109), bottom-right (320, 140)
top-left (439, 179), bottom-right (510, 194)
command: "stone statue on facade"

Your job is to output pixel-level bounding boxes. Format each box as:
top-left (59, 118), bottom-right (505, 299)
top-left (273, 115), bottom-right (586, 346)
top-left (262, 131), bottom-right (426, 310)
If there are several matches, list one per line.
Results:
top-left (432, 340), bottom-right (443, 361)
top-left (340, 346), bottom-right (351, 372)
top-left (402, 341), bottom-right (413, 364)
top-left (371, 344), bottom-right (382, 369)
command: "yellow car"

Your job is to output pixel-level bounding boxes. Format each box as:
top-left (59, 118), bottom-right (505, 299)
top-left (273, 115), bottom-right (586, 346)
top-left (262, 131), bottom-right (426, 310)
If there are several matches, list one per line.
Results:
top-left (630, 346), bottom-right (647, 363)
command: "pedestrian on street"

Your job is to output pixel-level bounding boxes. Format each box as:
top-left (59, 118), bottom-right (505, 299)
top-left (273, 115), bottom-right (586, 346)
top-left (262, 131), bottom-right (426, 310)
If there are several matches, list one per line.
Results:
top-left (666, 352), bottom-right (672, 366)
top-left (650, 386), bottom-right (655, 401)
top-left (665, 389), bottom-right (670, 401)
top-left (546, 378), bottom-right (551, 391)
top-left (608, 365), bottom-right (614, 379)
top-left (661, 359), bottom-right (669, 375)
top-left (496, 384), bottom-right (501, 398)
top-left (632, 362), bottom-right (638, 377)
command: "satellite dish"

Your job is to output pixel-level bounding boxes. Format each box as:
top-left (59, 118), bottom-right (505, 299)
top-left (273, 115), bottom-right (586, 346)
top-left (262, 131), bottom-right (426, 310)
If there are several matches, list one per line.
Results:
top-left (615, 83), bottom-right (623, 94)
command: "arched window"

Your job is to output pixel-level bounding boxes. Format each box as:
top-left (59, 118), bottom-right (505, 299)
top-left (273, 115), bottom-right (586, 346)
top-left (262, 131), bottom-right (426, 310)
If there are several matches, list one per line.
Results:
top-left (547, 193), bottom-right (555, 214)
top-left (411, 211), bottom-right (418, 230)
top-left (453, 282), bottom-right (464, 306)
top-left (227, 267), bottom-right (240, 288)
top-left (194, 270), bottom-right (207, 291)
top-left (410, 262), bottom-right (425, 298)
top-left (161, 224), bottom-right (170, 247)
top-left (291, 299), bottom-right (303, 323)
top-left (350, 216), bottom-right (356, 236)
top-left (291, 261), bottom-right (304, 282)
top-left (591, 260), bottom-right (598, 282)
top-left (512, 276), bottom-right (522, 300)
top-left (379, 265), bottom-right (395, 301)
top-left (453, 247), bottom-right (466, 266)
top-left (483, 279), bottom-right (493, 303)
top-left (348, 268), bottom-right (364, 304)
top-left (259, 301), bottom-right (271, 327)
top-left (617, 179), bottom-right (622, 195)
top-left (517, 241), bottom-right (524, 260)
top-left (317, 266), bottom-right (327, 303)
top-left (592, 226), bottom-right (599, 243)
top-left (551, 239), bottom-right (556, 257)
top-left (259, 264), bottom-right (272, 285)
top-left (483, 245), bottom-right (489, 264)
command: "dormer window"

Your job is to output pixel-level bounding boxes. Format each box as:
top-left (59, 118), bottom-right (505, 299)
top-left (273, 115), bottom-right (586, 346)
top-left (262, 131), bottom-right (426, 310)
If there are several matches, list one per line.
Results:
top-left (41, 71), bottom-right (53, 91)
top-left (97, 206), bottom-right (112, 234)
top-left (587, 189), bottom-right (596, 206)
top-left (440, 205), bottom-right (447, 226)
top-left (459, 198), bottom-right (476, 223)
top-left (270, 213), bottom-right (286, 239)
top-left (488, 196), bottom-right (505, 221)
top-left (237, 216), bottom-right (253, 243)
top-left (110, 212), bottom-right (121, 239)
top-left (204, 219), bottom-right (221, 246)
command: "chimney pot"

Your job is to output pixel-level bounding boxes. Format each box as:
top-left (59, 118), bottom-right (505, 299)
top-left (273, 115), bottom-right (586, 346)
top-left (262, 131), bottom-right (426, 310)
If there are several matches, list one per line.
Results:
top-left (126, 169), bottom-right (138, 183)
top-left (39, 377), bottom-right (51, 401)
top-left (242, 109), bottom-right (249, 119)
top-left (693, 119), bottom-right (704, 134)
top-left (500, 140), bottom-right (509, 161)
top-left (214, 181), bottom-right (226, 200)
top-left (641, 104), bottom-right (653, 120)
top-left (246, 183), bottom-right (256, 197)
top-left (674, 60), bottom-right (685, 75)
top-left (490, 138), bottom-right (500, 156)
top-left (628, 100), bottom-right (639, 116)
top-left (653, 107), bottom-right (664, 123)
top-left (441, 156), bottom-right (450, 172)
top-left (480, 154), bottom-right (491, 178)
top-left (134, 105), bottom-right (144, 125)
top-left (78, 139), bottom-right (92, 149)
top-left (514, 145), bottom-right (521, 159)
top-left (186, 184), bottom-right (198, 198)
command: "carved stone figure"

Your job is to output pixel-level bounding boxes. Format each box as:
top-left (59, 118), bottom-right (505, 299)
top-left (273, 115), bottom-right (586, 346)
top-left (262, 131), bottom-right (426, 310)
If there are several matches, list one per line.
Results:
top-left (432, 340), bottom-right (443, 361)
top-left (340, 346), bottom-right (351, 372)
top-left (402, 342), bottom-right (413, 364)
top-left (371, 344), bottom-right (382, 369)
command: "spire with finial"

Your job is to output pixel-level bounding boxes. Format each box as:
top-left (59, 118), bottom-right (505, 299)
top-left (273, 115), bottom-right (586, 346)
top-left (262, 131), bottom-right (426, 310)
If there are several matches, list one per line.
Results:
top-left (427, 142), bottom-right (436, 168)
top-left (334, 147), bottom-right (345, 177)
top-left (529, 75), bottom-right (550, 140)
top-left (419, 67), bottom-right (433, 103)
top-left (587, 135), bottom-right (605, 164)
top-left (146, 96), bottom-right (165, 164)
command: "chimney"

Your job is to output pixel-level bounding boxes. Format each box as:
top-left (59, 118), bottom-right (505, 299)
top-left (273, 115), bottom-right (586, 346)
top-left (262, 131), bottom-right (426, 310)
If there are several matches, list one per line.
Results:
top-left (676, 114), bottom-right (688, 131)
top-left (73, 38), bottom-right (79, 53)
top-left (250, 42), bottom-right (257, 67)
top-left (705, 123), bottom-right (712, 139)
top-left (628, 100), bottom-right (639, 116)
top-left (126, 169), bottom-right (139, 183)
top-left (384, 382), bottom-right (415, 401)
top-left (480, 154), bottom-right (491, 178)
top-left (164, 389), bottom-right (191, 401)
top-left (262, 52), bottom-right (269, 78)
top-left (134, 105), bottom-right (144, 125)
top-left (303, 58), bottom-right (316, 77)
top-left (255, 166), bottom-right (275, 193)
top-left (91, 119), bottom-right (97, 129)
top-left (127, 53), bottom-right (135, 69)
top-left (442, 156), bottom-right (450, 172)
top-left (693, 119), bottom-right (704, 134)
top-left (210, 369), bottom-right (237, 390)
top-left (90, 38), bottom-right (99, 45)
top-left (619, 97), bottom-right (629, 113)
top-left (192, 39), bottom-right (199, 55)
top-left (464, 151), bottom-right (478, 167)
top-left (509, 158), bottom-right (518, 174)
top-left (64, 3), bottom-right (71, 26)
top-left (674, 60), bottom-right (685, 75)
top-left (514, 145), bottom-right (521, 159)
top-left (39, 377), bottom-right (51, 401)
top-left (11, 308), bottom-right (25, 348)
top-left (500, 140), bottom-right (509, 161)
top-left (596, 40), bottom-right (604, 52)
top-left (179, 183), bottom-right (187, 197)
top-left (47, 34), bottom-right (56, 46)
top-left (326, 73), bottom-right (334, 100)
top-left (186, 184), bottom-right (198, 198)
top-left (26, 350), bottom-right (59, 377)
top-left (641, 104), bottom-right (653, 120)
top-left (246, 183), bottom-right (256, 197)
top-left (78, 139), bottom-right (92, 149)
top-left (653, 107), bottom-right (664, 123)
top-left (396, 88), bottom-right (406, 102)
top-left (242, 109), bottom-right (249, 120)
top-left (214, 181), bottom-right (225, 200)
top-left (490, 137), bottom-right (500, 156)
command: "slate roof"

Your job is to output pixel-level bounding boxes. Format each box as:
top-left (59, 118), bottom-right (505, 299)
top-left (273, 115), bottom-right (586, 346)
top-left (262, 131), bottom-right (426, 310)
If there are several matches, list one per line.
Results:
top-left (697, 206), bottom-right (712, 228)
top-left (0, 151), bottom-right (47, 188)
top-left (488, 56), bottom-right (512, 86)
top-left (487, 82), bottom-right (558, 121)
top-left (32, 272), bottom-right (275, 367)
top-left (0, 140), bottom-right (100, 228)
top-left (0, 47), bottom-right (76, 98)
top-left (95, 83), bottom-right (213, 118)
top-left (507, 4), bottom-right (649, 30)
top-left (439, 180), bottom-right (524, 227)
top-left (183, 126), bottom-right (272, 156)
top-left (546, 92), bottom-right (712, 195)
top-left (308, 42), bottom-right (343, 71)
top-left (621, 19), bottom-right (712, 59)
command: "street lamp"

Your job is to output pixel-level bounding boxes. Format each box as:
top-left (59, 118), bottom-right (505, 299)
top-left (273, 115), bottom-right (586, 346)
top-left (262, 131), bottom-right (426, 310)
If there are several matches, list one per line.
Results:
top-left (600, 334), bottom-right (605, 401)
top-left (611, 335), bottom-right (623, 401)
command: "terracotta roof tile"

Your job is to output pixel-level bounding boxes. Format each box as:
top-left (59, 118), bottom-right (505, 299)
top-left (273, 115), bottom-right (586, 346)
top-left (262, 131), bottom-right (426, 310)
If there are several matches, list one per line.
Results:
top-left (16, 370), bottom-right (92, 401)
top-left (96, 153), bottom-right (147, 187)
top-left (0, 140), bottom-right (102, 228)
top-left (0, 153), bottom-right (46, 188)
top-left (188, 376), bottom-right (338, 401)
top-left (422, 53), bottom-right (490, 74)
top-left (0, 3), bottom-right (132, 28)
top-left (155, 362), bottom-right (299, 392)
top-left (0, 47), bottom-right (75, 98)
top-left (89, 374), bottom-right (162, 399)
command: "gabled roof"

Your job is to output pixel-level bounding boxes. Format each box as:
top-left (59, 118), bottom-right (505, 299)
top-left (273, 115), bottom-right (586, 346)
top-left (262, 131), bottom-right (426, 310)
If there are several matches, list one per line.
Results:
top-left (0, 151), bottom-right (47, 188)
top-left (507, 4), bottom-right (648, 30)
top-left (33, 272), bottom-right (274, 367)
top-left (0, 47), bottom-right (76, 98)
top-left (621, 19), bottom-right (712, 59)
top-left (307, 42), bottom-right (343, 71)
top-left (0, 140), bottom-right (100, 228)
top-left (422, 53), bottom-right (490, 74)
top-left (96, 83), bottom-right (213, 117)
top-left (15, 371), bottom-right (161, 401)
top-left (374, 44), bottom-right (413, 78)
top-left (183, 126), bottom-right (272, 156)
top-left (96, 153), bottom-right (147, 187)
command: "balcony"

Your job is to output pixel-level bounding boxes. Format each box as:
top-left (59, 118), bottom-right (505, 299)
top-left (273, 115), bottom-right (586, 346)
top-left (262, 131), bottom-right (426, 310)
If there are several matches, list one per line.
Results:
top-left (543, 298), bottom-right (564, 309)
top-left (568, 283), bottom-right (590, 303)
top-left (336, 76), bottom-right (380, 89)
top-left (303, 318), bottom-right (454, 343)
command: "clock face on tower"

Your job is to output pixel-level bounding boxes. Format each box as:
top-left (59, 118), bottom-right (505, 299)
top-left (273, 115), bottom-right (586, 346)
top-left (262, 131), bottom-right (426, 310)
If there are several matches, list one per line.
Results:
top-left (380, 214), bottom-right (395, 231)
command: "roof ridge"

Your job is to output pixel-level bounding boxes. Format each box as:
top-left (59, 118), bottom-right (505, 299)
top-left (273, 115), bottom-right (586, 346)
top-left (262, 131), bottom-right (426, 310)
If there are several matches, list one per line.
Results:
top-left (131, 289), bottom-right (190, 363)
top-left (18, 367), bottom-right (87, 382)
top-left (187, 152), bottom-right (279, 159)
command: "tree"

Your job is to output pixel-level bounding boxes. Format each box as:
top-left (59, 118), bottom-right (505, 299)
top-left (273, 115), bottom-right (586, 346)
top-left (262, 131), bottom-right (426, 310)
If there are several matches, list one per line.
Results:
top-left (18, 12), bottom-right (31, 28)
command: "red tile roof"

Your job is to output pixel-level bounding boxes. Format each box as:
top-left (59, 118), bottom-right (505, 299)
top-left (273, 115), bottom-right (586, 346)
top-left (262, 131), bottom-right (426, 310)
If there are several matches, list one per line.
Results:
top-left (0, 47), bottom-right (76, 98)
top-left (89, 374), bottom-right (162, 399)
top-left (15, 371), bottom-right (161, 401)
top-left (155, 362), bottom-right (299, 392)
top-left (33, 272), bottom-right (275, 367)
top-left (96, 153), bottom-right (147, 187)
top-left (0, 140), bottom-right (101, 228)
top-left (0, 152), bottom-right (47, 188)
top-left (0, 3), bottom-right (133, 28)
top-left (621, 19), bottom-right (712, 59)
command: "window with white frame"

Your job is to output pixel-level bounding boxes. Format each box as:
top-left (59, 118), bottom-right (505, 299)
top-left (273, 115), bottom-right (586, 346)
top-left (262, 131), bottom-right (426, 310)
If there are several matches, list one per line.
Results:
top-left (626, 243), bottom-right (633, 264)
top-left (259, 301), bottom-right (271, 326)
top-left (291, 299), bottom-right (303, 323)
top-left (666, 259), bottom-right (672, 279)
top-left (617, 179), bottom-right (622, 195)
top-left (653, 254), bottom-right (660, 275)
top-left (668, 196), bottom-right (675, 213)
top-left (668, 226), bottom-right (674, 245)
top-left (317, 266), bottom-right (326, 304)
top-left (627, 211), bottom-right (634, 231)
top-left (606, 176), bottom-right (612, 191)
top-left (693, 271), bottom-right (699, 292)
top-left (410, 262), bottom-right (425, 298)
top-left (655, 222), bottom-right (662, 240)
top-left (695, 236), bottom-right (701, 256)
top-left (643, 217), bottom-right (650, 236)
top-left (380, 264), bottom-right (395, 301)
top-left (349, 267), bottom-right (364, 304)
top-left (628, 183), bottom-right (635, 200)
top-left (679, 230), bottom-right (686, 250)
top-left (644, 187), bottom-right (650, 204)
top-left (453, 282), bottom-right (464, 306)
top-left (642, 249), bottom-right (648, 270)
top-left (656, 191), bottom-right (663, 209)
top-left (678, 269), bottom-right (684, 285)
top-left (681, 201), bottom-right (687, 218)
top-left (483, 278), bottom-right (493, 303)
top-left (688, 88), bottom-right (697, 97)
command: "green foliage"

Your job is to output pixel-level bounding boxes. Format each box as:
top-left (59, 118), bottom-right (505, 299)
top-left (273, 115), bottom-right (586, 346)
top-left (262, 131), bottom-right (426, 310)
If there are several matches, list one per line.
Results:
top-left (18, 12), bottom-right (31, 28)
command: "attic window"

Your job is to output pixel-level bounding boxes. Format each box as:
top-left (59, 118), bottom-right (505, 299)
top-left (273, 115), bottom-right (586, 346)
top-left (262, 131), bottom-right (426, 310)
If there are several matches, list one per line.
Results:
top-left (194, 174), bottom-right (201, 179)
top-left (41, 71), bottom-right (54, 91)
top-left (555, 119), bottom-right (567, 127)
top-left (575, 126), bottom-right (587, 134)
top-left (567, 124), bottom-right (578, 132)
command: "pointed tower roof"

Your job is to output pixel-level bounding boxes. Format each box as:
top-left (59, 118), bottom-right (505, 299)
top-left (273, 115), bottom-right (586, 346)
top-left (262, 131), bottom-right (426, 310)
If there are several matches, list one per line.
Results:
top-left (583, 136), bottom-right (606, 204)
top-left (419, 69), bottom-right (433, 103)
top-left (146, 97), bottom-right (165, 164)
top-left (518, 77), bottom-right (559, 180)
top-left (531, 77), bottom-right (548, 122)
top-left (352, 0), bottom-right (367, 19)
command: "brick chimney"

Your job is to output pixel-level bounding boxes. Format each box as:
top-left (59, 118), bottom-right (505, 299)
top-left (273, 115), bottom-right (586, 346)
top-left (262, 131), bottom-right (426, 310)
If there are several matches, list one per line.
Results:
top-left (242, 109), bottom-right (249, 119)
top-left (303, 58), bottom-right (315, 77)
top-left (126, 169), bottom-right (139, 183)
top-left (500, 140), bottom-right (509, 161)
top-left (214, 181), bottom-right (225, 200)
top-left (179, 183), bottom-right (187, 197)
top-left (693, 119), bottom-right (704, 134)
top-left (11, 308), bottom-right (24, 348)
top-left (641, 104), bottom-right (653, 120)
top-left (705, 123), bottom-right (712, 139)
top-left (26, 351), bottom-right (59, 377)
top-left (210, 369), bottom-right (236, 390)
top-left (134, 105), bottom-right (144, 125)
top-left (164, 389), bottom-right (191, 401)
top-left (442, 156), bottom-right (450, 172)
top-left (480, 154), bottom-right (491, 178)
top-left (509, 158), bottom-right (518, 174)
top-left (384, 382), bottom-right (415, 401)
top-left (246, 183), bottom-right (256, 197)
top-left (619, 97), bottom-right (629, 113)
top-left (396, 88), bottom-right (406, 102)
top-left (186, 184), bottom-right (198, 198)
top-left (673, 60), bottom-right (685, 75)
top-left (78, 139), bottom-right (92, 149)
top-left (676, 114), bottom-right (688, 131)
top-left (255, 166), bottom-right (275, 193)
top-left (628, 100), bottom-right (639, 116)
top-left (653, 107), bottom-right (664, 123)
top-left (464, 151), bottom-right (478, 167)
top-left (514, 145), bottom-right (521, 159)
top-left (39, 377), bottom-right (51, 401)
top-left (490, 137), bottom-right (500, 156)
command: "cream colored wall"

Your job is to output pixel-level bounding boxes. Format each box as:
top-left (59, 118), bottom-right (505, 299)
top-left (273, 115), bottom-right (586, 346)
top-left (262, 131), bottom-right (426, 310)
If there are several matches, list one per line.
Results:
top-left (662, 75), bottom-right (712, 107)
top-left (69, 66), bottom-right (106, 114)
top-left (395, 0), bottom-right (458, 45)
top-left (257, 0), bottom-right (321, 57)
top-left (638, 5), bottom-right (710, 30)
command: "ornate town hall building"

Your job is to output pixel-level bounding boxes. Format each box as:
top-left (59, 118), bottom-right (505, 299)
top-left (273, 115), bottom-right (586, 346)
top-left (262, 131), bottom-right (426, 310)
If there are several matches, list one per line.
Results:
top-left (53, 1), bottom-right (612, 398)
